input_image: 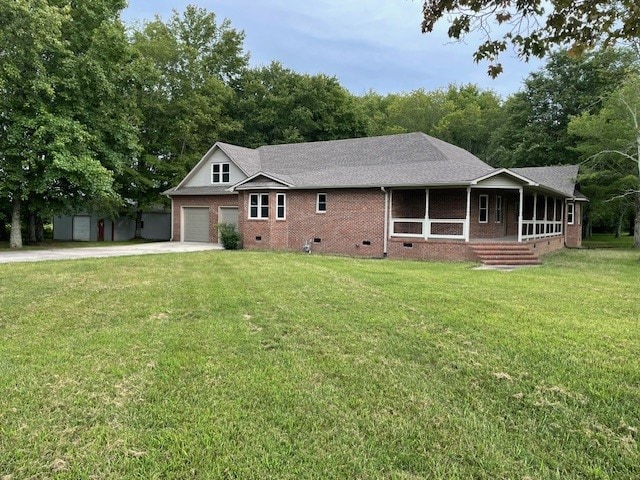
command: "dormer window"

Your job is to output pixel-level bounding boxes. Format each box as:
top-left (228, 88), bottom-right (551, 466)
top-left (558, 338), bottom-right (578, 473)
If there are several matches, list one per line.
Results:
top-left (212, 163), bottom-right (230, 184)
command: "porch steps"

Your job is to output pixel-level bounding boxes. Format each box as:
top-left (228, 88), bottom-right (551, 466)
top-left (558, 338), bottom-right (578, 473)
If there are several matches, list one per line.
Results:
top-left (470, 243), bottom-right (541, 266)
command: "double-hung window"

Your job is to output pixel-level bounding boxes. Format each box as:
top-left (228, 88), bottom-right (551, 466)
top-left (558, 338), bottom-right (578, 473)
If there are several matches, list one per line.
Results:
top-left (479, 194), bottom-right (489, 223)
top-left (212, 163), bottom-right (230, 183)
top-left (317, 193), bottom-right (327, 213)
top-left (276, 193), bottom-right (286, 220)
top-left (567, 202), bottom-right (575, 225)
top-left (249, 193), bottom-right (269, 219)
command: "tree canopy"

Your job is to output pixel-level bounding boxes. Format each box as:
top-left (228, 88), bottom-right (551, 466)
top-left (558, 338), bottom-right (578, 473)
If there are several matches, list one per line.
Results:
top-left (569, 75), bottom-right (640, 246)
top-left (0, 0), bottom-right (137, 247)
top-left (128, 5), bottom-right (247, 231)
top-left (421, 0), bottom-right (640, 77)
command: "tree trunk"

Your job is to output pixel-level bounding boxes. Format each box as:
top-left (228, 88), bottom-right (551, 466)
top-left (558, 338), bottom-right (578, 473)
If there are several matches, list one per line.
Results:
top-left (36, 216), bottom-right (45, 242)
top-left (10, 197), bottom-right (22, 248)
top-left (27, 211), bottom-right (37, 245)
top-left (615, 208), bottom-right (623, 238)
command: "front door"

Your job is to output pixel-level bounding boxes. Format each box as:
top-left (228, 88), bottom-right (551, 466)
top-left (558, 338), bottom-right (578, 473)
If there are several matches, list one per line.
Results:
top-left (97, 219), bottom-right (105, 241)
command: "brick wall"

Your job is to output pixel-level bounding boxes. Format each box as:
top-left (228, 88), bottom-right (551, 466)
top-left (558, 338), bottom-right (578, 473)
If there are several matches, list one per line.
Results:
top-left (238, 189), bottom-right (387, 257)
top-left (171, 194), bottom-right (238, 243)
top-left (429, 188), bottom-right (466, 219)
top-left (171, 189), bottom-right (575, 260)
top-left (469, 189), bottom-right (518, 239)
top-left (387, 238), bottom-right (476, 262)
top-left (565, 202), bottom-right (583, 247)
top-left (524, 236), bottom-right (565, 255)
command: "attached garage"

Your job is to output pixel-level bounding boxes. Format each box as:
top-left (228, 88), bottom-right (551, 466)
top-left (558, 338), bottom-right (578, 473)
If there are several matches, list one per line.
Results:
top-left (218, 206), bottom-right (238, 228)
top-left (182, 207), bottom-right (210, 242)
top-left (72, 216), bottom-right (91, 241)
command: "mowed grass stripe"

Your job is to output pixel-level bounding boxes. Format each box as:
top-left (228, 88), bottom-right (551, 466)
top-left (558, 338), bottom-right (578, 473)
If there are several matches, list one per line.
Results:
top-left (0, 249), bottom-right (638, 478)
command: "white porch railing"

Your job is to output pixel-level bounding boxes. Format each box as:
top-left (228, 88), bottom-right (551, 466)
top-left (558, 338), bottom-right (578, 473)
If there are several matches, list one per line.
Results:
top-left (391, 218), bottom-right (466, 240)
top-left (521, 220), bottom-right (563, 240)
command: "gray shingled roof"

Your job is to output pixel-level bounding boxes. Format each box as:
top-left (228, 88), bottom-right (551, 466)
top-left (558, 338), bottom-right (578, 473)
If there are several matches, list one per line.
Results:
top-left (217, 142), bottom-right (261, 175)
top-left (512, 165), bottom-right (581, 198)
top-left (245, 132), bottom-right (495, 188)
top-left (167, 133), bottom-right (583, 198)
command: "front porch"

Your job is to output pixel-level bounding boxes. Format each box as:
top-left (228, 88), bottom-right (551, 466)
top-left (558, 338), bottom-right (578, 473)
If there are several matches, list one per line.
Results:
top-left (389, 187), bottom-right (567, 244)
top-left (387, 186), bottom-right (568, 264)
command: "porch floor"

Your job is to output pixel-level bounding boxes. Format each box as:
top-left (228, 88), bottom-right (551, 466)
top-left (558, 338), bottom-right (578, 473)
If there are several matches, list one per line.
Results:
top-left (469, 236), bottom-right (518, 243)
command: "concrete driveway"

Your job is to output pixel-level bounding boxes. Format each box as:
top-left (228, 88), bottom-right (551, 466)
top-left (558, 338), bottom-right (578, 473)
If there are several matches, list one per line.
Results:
top-left (0, 242), bottom-right (222, 264)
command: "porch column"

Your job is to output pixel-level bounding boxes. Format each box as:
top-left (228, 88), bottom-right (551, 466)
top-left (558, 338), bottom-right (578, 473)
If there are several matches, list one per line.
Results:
top-left (465, 186), bottom-right (471, 242)
top-left (424, 188), bottom-right (430, 239)
top-left (517, 187), bottom-right (523, 242)
top-left (533, 193), bottom-right (538, 237)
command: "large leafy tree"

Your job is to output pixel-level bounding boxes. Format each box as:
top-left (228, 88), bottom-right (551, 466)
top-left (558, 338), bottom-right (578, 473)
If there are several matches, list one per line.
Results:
top-left (433, 84), bottom-right (503, 158)
top-left (569, 74), bottom-right (640, 247)
top-left (0, 0), bottom-right (138, 247)
top-left (487, 49), bottom-right (638, 168)
top-left (421, 0), bottom-right (640, 77)
top-left (232, 62), bottom-right (368, 148)
top-left (129, 6), bottom-right (247, 233)
top-left (360, 89), bottom-right (448, 137)
top-left (358, 85), bottom-right (502, 159)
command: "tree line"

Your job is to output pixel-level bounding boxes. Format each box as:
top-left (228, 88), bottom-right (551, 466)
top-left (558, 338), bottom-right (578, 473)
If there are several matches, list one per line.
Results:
top-left (1, 2), bottom-right (639, 247)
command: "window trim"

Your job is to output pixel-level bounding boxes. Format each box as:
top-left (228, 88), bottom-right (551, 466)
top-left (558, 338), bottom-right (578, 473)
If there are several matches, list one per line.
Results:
top-left (211, 163), bottom-right (230, 184)
top-left (495, 195), bottom-right (503, 224)
top-left (567, 202), bottom-right (575, 225)
top-left (479, 194), bottom-right (489, 223)
top-left (316, 193), bottom-right (327, 213)
top-left (249, 193), bottom-right (270, 219)
top-left (276, 193), bottom-right (286, 220)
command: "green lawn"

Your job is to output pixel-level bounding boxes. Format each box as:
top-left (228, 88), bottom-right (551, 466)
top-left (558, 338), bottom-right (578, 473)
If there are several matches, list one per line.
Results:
top-left (583, 233), bottom-right (635, 249)
top-left (1, 248), bottom-right (638, 479)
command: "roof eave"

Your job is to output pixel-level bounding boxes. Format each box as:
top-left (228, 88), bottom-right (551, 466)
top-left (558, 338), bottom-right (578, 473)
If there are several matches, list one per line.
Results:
top-left (229, 171), bottom-right (295, 192)
top-left (471, 168), bottom-right (538, 186)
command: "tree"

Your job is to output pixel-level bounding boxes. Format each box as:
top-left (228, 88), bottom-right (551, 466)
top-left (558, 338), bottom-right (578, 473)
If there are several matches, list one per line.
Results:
top-left (232, 62), bottom-right (367, 147)
top-left (487, 49), bottom-right (638, 168)
top-left (568, 74), bottom-right (640, 247)
top-left (433, 84), bottom-right (503, 158)
top-left (129, 6), bottom-right (247, 234)
top-left (357, 85), bottom-right (502, 159)
top-left (421, 0), bottom-right (640, 77)
top-left (0, 0), bottom-right (137, 248)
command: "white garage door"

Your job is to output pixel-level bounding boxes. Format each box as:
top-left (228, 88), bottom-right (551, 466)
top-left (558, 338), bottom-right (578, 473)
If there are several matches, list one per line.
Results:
top-left (183, 207), bottom-right (210, 242)
top-left (218, 207), bottom-right (238, 228)
top-left (72, 216), bottom-right (91, 241)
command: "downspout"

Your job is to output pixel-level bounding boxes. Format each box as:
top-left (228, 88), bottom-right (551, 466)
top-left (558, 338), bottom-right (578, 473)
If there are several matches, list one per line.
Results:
top-left (381, 187), bottom-right (389, 257)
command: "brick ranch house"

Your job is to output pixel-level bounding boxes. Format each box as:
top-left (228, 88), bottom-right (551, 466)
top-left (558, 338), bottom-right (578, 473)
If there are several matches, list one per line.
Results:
top-left (165, 132), bottom-right (587, 265)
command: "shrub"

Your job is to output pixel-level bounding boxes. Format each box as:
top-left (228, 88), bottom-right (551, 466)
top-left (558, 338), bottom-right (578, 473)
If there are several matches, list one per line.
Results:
top-left (216, 223), bottom-right (241, 250)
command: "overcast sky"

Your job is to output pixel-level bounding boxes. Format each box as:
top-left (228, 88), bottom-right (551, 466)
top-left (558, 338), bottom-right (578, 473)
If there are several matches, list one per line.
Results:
top-left (123, 0), bottom-right (543, 98)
